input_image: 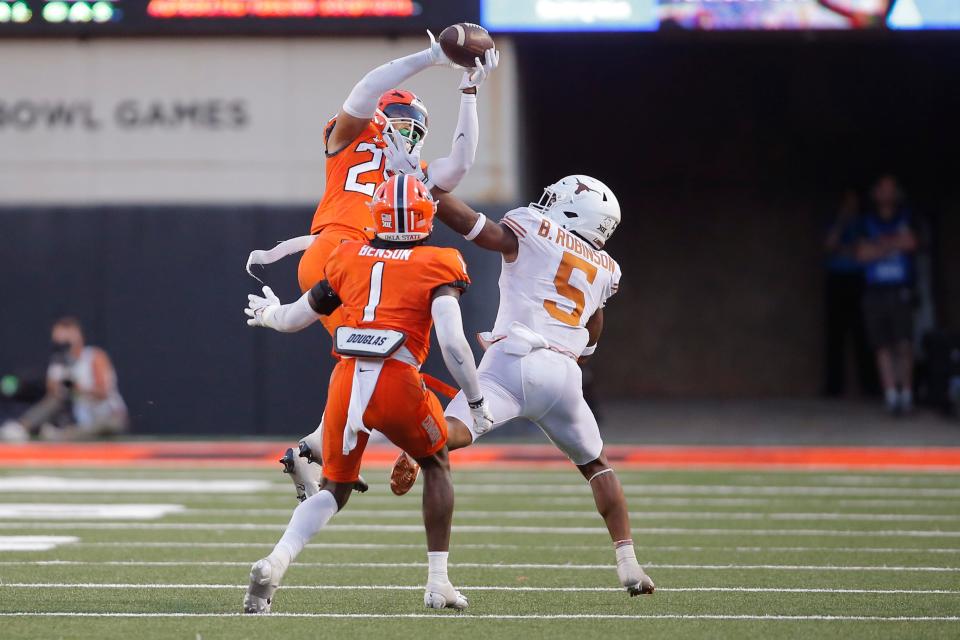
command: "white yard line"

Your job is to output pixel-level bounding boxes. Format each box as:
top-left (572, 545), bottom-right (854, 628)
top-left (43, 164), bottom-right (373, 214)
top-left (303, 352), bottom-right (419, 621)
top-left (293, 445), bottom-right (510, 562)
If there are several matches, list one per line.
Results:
top-left (2, 583), bottom-right (958, 595)
top-left (68, 541), bottom-right (960, 554)
top-left (6, 476), bottom-right (960, 497)
top-left (184, 508), bottom-right (960, 523)
top-left (0, 477), bottom-right (270, 494)
top-left (0, 504), bottom-right (183, 521)
top-left (5, 494), bottom-right (955, 508)
top-left (0, 536), bottom-right (78, 551)
top-left (5, 560), bottom-right (959, 572)
top-left (1, 522), bottom-right (959, 538)
top-left (447, 484), bottom-right (960, 497)
top-left (0, 611), bottom-right (958, 621)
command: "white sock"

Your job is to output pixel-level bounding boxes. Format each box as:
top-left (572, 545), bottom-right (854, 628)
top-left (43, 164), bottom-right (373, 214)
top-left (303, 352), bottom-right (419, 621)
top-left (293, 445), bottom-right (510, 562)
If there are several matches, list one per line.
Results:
top-left (427, 551), bottom-right (449, 585)
top-left (268, 490), bottom-right (339, 571)
top-left (615, 540), bottom-right (638, 568)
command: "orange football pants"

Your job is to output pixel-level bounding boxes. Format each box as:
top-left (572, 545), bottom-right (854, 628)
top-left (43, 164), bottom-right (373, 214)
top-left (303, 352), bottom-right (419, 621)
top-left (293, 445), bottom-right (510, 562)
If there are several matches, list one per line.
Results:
top-left (321, 358), bottom-right (448, 483)
top-left (297, 225), bottom-right (370, 336)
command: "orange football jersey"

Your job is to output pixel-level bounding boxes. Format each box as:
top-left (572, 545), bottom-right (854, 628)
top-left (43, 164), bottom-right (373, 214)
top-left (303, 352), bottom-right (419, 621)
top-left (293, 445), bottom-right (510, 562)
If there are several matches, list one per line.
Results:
top-left (309, 114), bottom-right (390, 235)
top-left (324, 241), bottom-right (470, 365)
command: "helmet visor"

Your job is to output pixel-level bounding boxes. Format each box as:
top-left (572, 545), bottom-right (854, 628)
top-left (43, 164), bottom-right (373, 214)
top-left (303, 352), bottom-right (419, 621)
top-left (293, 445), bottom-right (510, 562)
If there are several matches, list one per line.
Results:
top-left (383, 103), bottom-right (428, 151)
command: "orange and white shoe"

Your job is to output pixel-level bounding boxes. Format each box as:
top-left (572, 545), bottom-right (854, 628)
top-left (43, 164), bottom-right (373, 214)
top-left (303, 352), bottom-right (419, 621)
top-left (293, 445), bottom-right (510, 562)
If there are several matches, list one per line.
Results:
top-left (390, 451), bottom-right (420, 496)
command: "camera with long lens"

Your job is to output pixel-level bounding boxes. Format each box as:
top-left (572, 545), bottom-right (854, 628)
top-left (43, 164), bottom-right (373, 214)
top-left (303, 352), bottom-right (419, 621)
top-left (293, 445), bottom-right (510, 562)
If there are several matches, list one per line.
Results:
top-left (49, 341), bottom-right (75, 390)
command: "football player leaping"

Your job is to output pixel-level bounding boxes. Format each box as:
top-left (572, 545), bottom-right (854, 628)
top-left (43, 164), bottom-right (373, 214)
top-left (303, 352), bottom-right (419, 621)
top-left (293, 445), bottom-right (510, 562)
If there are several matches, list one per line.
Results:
top-left (386, 135), bottom-right (655, 596)
top-left (245, 32), bottom-right (498, 499)
top-left (242, 174), bottom-right (493, 613)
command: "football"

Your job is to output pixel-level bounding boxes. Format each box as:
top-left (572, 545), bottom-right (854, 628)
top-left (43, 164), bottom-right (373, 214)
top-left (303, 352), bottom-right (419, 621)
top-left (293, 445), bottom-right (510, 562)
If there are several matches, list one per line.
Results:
top-left (438, 22), bottom-right (495, 69)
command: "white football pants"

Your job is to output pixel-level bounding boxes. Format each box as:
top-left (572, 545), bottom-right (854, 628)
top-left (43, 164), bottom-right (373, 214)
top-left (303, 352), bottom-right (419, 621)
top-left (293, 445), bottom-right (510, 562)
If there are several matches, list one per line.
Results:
top-left (444, 341), bottom-right (604, 465)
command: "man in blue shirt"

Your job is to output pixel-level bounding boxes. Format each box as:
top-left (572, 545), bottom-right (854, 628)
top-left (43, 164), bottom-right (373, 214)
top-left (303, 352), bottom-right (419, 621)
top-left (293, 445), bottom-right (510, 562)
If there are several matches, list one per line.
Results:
top-left (857, 175), bottom-right (918, 414)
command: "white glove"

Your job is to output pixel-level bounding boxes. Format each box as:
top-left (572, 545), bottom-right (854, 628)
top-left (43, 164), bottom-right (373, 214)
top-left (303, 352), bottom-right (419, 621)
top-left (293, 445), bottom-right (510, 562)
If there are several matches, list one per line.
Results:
top-left (459, 48), bottom-right (499, 92)
top-left (245, 286), bottom-right (281, 328)
top-left (384, 127), bottom-right (427, 181)
top-left (426, 30), bottom-right (455, 68)
top-left (468, 397), bottom-right (494, 436)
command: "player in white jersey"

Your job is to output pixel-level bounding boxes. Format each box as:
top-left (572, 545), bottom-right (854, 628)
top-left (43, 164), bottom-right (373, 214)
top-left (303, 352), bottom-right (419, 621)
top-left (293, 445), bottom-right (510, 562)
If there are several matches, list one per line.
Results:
top-left (382, 148), bottom-right (654, 595)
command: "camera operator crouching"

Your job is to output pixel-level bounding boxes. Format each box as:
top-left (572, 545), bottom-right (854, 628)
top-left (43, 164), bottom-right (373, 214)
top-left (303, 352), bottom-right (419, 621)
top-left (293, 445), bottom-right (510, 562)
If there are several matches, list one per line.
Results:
top-left (0, 317), bottom-right (127, 442)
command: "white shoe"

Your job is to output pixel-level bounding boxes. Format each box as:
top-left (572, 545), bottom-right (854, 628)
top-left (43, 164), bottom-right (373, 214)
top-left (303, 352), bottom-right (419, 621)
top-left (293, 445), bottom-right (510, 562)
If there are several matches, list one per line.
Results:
top-left (617, 559), bottom-right (655, 596)
top-left (279, 447), bottom-right (322, 503)
top-left (0, 421), bottom-right (28, 443)
top-left (243, 556), bottom-right (285, 614)
top-left (424, 581), bottom-right (468, 610)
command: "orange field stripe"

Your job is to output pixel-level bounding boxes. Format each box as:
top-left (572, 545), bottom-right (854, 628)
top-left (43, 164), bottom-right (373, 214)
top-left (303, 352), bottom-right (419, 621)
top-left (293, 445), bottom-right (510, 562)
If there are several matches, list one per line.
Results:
top-left (0, 442), bottom-right (959, 470)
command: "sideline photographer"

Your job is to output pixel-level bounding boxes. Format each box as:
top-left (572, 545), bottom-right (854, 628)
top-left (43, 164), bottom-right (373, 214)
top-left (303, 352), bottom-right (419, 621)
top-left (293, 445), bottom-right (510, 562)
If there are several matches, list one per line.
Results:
top-left (0, 317), bottom-right (127, 441)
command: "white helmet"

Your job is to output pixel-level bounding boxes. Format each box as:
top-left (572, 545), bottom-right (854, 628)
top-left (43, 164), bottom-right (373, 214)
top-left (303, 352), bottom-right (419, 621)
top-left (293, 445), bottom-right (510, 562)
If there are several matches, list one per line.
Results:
top-left (529, 175), bottom-right (621, 249)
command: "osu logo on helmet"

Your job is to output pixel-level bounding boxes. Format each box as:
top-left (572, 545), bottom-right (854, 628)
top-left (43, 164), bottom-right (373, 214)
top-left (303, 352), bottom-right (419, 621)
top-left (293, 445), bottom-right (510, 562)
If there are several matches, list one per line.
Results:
top-left (369, 174), bottom-right (437, 243)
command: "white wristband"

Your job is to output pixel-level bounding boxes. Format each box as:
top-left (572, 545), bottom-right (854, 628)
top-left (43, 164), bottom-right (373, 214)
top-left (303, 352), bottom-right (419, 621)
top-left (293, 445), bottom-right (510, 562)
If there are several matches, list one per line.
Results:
top-left (581, 344), bottom-right (597, 357)
top-left (464, 213), bottom-right (487, 241)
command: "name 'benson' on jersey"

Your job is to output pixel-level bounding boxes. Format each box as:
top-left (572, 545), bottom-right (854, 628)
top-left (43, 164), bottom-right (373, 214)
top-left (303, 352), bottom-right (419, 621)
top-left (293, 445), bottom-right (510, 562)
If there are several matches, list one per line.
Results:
top-left (495, 206), bottom-right (621, 358)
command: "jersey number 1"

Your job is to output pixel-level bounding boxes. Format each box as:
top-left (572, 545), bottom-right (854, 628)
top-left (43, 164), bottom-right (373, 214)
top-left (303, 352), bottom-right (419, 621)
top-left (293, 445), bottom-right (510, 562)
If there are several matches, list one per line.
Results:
top-left (544, 251), bottom-right (597, 326)
top-left (363, 261), bottom-right (385, 322)
top-left (345, 142), bottom-right (385, 197)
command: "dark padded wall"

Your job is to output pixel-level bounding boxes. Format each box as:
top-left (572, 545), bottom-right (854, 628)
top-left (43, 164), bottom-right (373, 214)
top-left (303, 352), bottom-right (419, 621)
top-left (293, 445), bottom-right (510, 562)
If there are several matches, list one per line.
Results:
top-left (0, 206), bottom-right (505, 436)
top-left (517, 36), bottom-right (960, 396)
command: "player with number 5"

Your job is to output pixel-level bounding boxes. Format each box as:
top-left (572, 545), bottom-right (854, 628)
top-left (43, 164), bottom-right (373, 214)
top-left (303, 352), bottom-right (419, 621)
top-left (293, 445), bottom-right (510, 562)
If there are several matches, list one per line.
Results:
top-left (384, 138), bottom-right (656, 595)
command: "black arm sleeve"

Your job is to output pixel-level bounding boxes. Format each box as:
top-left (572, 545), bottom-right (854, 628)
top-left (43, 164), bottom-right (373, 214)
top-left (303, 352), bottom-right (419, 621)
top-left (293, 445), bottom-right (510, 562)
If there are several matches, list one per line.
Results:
top-left (308, 280), bottom-right (343, 316)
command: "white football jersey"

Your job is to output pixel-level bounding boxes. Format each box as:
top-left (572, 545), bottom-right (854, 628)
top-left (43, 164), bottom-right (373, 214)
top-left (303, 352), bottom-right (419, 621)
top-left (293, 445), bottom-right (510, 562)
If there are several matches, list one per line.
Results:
top-left (491, 206), bottom-right (621, 357)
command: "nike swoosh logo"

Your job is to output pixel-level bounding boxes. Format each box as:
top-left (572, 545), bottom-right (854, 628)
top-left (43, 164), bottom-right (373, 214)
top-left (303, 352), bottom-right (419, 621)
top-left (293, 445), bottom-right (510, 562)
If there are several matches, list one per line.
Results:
top-left (456, 133), bottom-right (465, 141)
top-left (359, 367), bottom-right (374, 373)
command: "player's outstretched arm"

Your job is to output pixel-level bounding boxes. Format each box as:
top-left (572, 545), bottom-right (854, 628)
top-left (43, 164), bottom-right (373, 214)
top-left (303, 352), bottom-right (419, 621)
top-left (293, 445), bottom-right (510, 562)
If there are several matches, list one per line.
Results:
top-left (381, 49), bottom-right (497, 190)
top-left (433, 190), bottom-right (519, 260)
top-left (244, 281), bottom-right (342, 333)
top-left (424, 50), bottom-right (499, 191)
top-left (327, 31), bottom-right (453, 154)
top-left (431, 286), bottom-right (493, 435)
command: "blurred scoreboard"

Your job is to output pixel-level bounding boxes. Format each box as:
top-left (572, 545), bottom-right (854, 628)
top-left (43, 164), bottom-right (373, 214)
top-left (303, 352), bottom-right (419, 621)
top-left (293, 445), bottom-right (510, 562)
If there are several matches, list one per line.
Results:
top-left (0, 0), bottom-right (477, 34)
top-left (480, 0), bottom-right (960, 32)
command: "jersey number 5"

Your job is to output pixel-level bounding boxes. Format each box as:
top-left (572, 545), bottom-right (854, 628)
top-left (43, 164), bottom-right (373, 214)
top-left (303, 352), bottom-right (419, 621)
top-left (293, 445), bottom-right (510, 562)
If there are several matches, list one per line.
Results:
top-left (544, 252), bottom-right (598, 327)
top-left (345, 142), bottom-right (385, 197)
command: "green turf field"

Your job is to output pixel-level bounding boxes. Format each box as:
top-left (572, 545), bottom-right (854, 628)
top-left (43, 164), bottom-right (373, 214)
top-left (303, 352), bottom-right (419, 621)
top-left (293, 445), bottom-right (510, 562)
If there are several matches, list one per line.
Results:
top-left (1, 465), bottom-right (959, 639)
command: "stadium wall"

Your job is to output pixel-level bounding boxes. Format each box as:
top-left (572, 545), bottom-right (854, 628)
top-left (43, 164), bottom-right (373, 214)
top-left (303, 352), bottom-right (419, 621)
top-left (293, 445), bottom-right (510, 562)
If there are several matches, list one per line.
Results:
top-left (0, 205), bottom-right (507, 436)
top-left (0, 37), bottom-right (520, 204)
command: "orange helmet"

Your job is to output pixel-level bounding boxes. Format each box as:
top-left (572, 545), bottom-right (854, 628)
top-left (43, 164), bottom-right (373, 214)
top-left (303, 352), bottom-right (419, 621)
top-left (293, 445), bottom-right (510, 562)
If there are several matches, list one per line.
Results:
top-left (378, 88), bottom-right (429, 152)
top-left (369, 174), bottom-right (437, 243)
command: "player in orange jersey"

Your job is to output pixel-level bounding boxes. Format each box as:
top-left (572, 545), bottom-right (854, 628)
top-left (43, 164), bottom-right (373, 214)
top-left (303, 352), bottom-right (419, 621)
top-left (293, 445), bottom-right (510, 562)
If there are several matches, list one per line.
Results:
top-left (243, 33), bottom-right (499, 498)
top-left (242, 175), bottom-right (494, 614)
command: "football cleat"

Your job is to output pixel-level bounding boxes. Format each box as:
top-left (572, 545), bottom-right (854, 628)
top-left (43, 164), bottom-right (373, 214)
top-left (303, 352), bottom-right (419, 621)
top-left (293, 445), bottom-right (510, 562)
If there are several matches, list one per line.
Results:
top-left (297, 439), bottom-right (321, 464)
top-left (279, 447), bottom-right (321, 503)
top-left (285, 443), bottom-right (368, 496)
top-left (299, 440), bottom-right (370, 493)
top-left (424, 581), bottom-right (468, 610)
top-left (390, 451), bottom-right (420, 496)
top-left (618, 561), bottom-right (655, 597)
top-left (243, 556), bottom-right (284, 614)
